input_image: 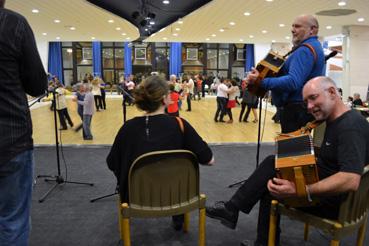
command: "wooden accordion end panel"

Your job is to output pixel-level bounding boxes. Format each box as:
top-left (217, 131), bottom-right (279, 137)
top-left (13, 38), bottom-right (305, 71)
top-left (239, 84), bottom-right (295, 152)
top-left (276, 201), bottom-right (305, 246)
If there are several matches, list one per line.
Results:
top-left (275, 133), bottom-right (319, 207)
top-left (248, 51), bottom-right (285, 98)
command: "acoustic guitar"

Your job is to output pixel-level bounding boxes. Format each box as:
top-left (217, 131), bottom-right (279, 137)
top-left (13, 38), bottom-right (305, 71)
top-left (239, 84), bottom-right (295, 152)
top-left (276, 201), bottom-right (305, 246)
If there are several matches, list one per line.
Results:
top-left (247, 51), bottom-right (285, 98)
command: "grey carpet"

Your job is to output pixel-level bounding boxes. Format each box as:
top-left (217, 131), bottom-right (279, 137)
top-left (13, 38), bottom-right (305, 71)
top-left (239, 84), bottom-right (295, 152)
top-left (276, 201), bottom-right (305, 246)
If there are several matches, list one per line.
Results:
top-left (30, 144), bottom-right (369, 246)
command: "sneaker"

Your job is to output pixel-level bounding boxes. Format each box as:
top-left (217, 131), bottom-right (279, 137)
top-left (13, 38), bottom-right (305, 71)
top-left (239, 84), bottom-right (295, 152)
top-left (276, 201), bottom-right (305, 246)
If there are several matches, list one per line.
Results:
top-left (206, 201), bottom-right (238, 229)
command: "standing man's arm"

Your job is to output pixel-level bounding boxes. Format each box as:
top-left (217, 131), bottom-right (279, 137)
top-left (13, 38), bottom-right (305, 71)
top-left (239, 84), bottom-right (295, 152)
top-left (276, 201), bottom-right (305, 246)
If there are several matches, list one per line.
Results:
top-left (20, 19), bottom-right (47, 96)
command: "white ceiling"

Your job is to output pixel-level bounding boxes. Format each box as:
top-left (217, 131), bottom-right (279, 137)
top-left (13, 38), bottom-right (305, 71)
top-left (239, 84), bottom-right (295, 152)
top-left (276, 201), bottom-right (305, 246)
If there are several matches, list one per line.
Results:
top-left (5, 0), bottom-right (369, 44)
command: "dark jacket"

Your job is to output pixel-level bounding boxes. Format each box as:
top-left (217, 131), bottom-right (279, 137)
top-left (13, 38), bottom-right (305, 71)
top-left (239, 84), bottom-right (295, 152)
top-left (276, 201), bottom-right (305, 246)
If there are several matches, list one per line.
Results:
top-left (0, 8), bottom-right (47, 165)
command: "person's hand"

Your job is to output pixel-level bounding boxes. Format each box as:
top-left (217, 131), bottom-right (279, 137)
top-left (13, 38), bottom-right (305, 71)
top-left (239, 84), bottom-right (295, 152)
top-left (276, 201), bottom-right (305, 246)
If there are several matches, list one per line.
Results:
top-left (246, 67), bottom-right (259, 85)
top-left (267, 177), bottom-right (296, 199)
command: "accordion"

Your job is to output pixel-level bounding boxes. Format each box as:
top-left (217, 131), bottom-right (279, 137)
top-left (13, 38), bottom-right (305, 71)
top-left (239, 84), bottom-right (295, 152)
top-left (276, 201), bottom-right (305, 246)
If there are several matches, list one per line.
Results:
top-left (275, 124), bottom-right (320, 207)
top-left (247, 51), bottom-right (285, 98)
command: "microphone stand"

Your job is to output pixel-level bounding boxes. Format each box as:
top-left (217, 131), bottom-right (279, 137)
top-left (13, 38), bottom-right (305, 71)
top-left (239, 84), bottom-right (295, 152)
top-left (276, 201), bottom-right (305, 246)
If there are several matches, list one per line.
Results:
top-left (90, 85), bottom-right (134, 203)
top-left (228, 96), bottom-right (263, 188)
top-left (37, 89), bottom-right (94, 203)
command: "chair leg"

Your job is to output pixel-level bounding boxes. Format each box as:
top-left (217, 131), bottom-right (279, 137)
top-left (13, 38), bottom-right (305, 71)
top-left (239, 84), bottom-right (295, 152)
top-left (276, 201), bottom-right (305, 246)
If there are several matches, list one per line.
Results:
top-left (199, 207), bottom-right (206, 246)
top-left (268, 200), bottom-right (279, 246)
top-left (183, 212), bottom-right (190, 233)
top-left (356, 216), bottom-right (368, 246)
top-left (330, 240), bottom-right (340, 246)
top-left (304, 223), bottom-right (309, 241)
top-left (121, 203), bottom-right (131, 246)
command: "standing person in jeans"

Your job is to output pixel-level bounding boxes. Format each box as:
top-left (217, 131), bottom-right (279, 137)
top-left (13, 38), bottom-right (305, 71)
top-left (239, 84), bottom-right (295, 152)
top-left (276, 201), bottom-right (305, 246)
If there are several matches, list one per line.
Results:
top-left (0, 0), bottom-right (47, 244)
top-left (214, 79), bottom-right (231, 122)
top-left (74, 84), bottom-right (95, 140)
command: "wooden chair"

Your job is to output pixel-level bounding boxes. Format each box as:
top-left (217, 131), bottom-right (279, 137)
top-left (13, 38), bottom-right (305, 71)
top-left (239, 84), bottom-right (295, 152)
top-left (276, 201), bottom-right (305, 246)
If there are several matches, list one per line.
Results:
top-left (118, 150), bottom-right (206, 246)
top-left (268, 165), bottom-right (369, 246)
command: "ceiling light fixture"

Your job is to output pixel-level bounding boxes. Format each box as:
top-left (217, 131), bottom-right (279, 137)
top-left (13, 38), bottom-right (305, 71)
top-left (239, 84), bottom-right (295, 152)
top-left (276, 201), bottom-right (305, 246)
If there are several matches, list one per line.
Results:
top-left (239, 39), bottom-right (244, 42)
top-left (42, 33), bottom-right (47, 36)
top-left (326, 25), bottom-right (332, 29)
top-left (249, 35), bottom-right (254, 38)
top-left (121, 33), bottom-right (126, 36)
top-left (175, 28), bottom-right (180, 31)
top-left (211, 34), bottom-right (216, 37)
top-left (266, 0), bottom-right (274, 2)
top-left (206, 38), bottom-right (210, 41)
top-left (172, 33), bottom-right (178, 36)
top-left (272, 40), bottom-right (276, 43)
top-left (54, 19), bottom-right (60, 23)
top-left (32, 9), bottom-right (39, 13)
top-left (116, 27), bottom-right (121, 31)
top-left (279, 24), bottom-right (285, 27)
top-left (70, 27), bottom-right (76, 30)
top-left (262, 30), bottom-right (267, 34)
top-left (159, 28), bottom-right (166, 32)
top-left (358, 17), bottom-right (365, 22)
top-left (229, 22), bottom-right (235, 26)
top-left (91, 37), bottom-right (95, 40)
top-left (56, 37), bottom-right (60, 40)
top-left (163, 37), bottom-right (167, 40)
top-left (126, 37), bottom-right (131, 40)
top-left (219, 29), bottom-right (225, 32)
top-left (163, 0), bottom-right (170, 4)
top-left (285, 36), bottom-right (290, 39)
top-left (244, 12), bottom-right (251, 16)
top-left (338, 1), bottom-right (346, 6)
top-left (108, 19), bottom-right (114, 23)
top-left (177, 20), bottom-right (183, 24)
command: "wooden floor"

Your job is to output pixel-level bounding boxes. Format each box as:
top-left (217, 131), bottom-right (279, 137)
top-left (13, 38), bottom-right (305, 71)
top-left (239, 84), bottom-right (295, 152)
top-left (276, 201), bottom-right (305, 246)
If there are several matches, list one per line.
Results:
top-left (31, 96), bottom-right (281, 145)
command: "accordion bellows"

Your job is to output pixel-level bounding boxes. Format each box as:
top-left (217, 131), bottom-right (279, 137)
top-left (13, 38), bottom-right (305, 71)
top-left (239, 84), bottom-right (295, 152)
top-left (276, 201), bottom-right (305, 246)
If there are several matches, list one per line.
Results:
top-left (275, 131), bottom-right (319, 207)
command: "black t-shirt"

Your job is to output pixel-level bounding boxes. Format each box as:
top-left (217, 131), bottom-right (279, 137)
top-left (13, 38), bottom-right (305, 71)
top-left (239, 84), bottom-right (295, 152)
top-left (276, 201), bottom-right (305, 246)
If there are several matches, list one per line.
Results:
top-left (106, 114), bottom-right (213, 201)
top-left (318, 110), bottom-right (369, 179)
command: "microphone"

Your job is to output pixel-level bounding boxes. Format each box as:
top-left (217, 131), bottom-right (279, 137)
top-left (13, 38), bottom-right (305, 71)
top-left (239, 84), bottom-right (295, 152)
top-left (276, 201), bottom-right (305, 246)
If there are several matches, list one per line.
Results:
top-left (325, 50), bottom-right (338, 61)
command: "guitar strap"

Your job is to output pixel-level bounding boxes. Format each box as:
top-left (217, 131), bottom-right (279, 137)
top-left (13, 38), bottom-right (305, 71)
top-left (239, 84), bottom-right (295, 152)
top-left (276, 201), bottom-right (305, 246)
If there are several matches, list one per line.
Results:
top-left (283, 43), bottom-right (317, 63)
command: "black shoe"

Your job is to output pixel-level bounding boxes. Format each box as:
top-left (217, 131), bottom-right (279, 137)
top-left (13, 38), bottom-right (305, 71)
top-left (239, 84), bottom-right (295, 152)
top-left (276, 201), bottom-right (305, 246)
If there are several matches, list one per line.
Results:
top-left (206, 201), bottom-right (238, 229)
top-left (172, 215), bottom-right (184, 231)
top-left (214, 119), bottom-right (218, 122)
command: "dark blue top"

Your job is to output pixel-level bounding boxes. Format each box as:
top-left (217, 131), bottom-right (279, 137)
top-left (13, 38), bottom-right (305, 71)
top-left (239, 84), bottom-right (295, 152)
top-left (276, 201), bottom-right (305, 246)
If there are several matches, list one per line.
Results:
top-left (262, 36), bottom-right (325, 107)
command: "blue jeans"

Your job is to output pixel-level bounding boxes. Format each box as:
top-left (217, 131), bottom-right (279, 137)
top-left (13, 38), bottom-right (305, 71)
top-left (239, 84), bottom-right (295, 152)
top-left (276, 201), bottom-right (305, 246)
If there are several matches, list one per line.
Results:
top-left (0, 150), bottom-right (34, 246)
top-left (83, 114), bottom-right (93, 139)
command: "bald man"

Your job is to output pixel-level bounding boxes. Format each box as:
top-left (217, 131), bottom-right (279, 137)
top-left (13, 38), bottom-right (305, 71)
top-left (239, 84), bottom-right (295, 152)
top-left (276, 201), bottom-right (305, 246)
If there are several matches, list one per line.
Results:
top-left (0, 0), bottom-right (47, 245)
top-left (247, 14), bottom-right (325, 134)
top-left (207, 77), bottom-right (369, 245)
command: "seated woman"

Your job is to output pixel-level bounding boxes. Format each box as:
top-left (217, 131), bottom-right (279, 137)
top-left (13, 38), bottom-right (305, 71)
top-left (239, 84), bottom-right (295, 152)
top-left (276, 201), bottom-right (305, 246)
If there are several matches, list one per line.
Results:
top-left (107, 75), bottom-right (214, 230)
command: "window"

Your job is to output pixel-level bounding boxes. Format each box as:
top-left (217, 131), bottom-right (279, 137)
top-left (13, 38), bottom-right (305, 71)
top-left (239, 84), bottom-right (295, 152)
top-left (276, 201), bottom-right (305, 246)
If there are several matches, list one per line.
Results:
top-left (135, 47), bottom-right (146, 60)
top-left (62, 48), bottom-right (73, 69)
top-left (236, 49), bottom-right (245, 61)
top-left (186, 48), bottom-right (198, 60)
top-left (103, 48), bottom-right (114, 68)
top-left (82, 47), bottom-right (92, 60)
top-left (218, 49), bottom-right (229, 69)
top-left (207, 49), bottom-right (217, 69)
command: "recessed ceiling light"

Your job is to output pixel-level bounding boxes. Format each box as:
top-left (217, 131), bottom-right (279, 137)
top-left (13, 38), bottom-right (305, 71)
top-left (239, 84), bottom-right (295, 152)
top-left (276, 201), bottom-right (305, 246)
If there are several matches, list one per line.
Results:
top-left (244, 12), bottom-right (251, 16)
top-left (211, 34), bottom-right (216, 37)
top-left (172, 33), bottom-right (178, 36)
top-left (42, 32), bottom-right (47, 36)
top-left (54, 19), bottom-right (60, 23)
top-left (272, 40), bottom-right (276, 43)
top-left (70, 27), bottom-right (76, 31)
top-left (91, 37), bottom-right (95, 40)
top-left (116, 27), bottom-right (121, 31)
top-left (175, 28), bottom-right (180, 31)
top-left (266, 0), bottom-right (273, 2)
top-left (358, 17), bottom-right (365, 22)
top-left (121, 33), bottom-right (126, 36)
top-left (229, 22), bottom-right (235, 26)
top-left (279, 24), bottom-right (285, 27)
top-left (32, 9), bottom-right (39, 13)
top-left (249, 35), bottom-right (254, 38)
top-left (326, 25), bottom-right (332, 29)
top-left (177, 20), bottom-right (183, 24)
top-left (239, 39), bottom-right (244, 42)
top-left (285, 36), bottom-right (290, 39)
top-left (108, 19), bottom-right (114, 23)
top-left (149, 21), bottom-right (155, 25)
top-left (126, 37), bottom-right (131, 40)
top-left (163, 0), bottom-right (170, 4)
top-left (338, 1), bottom-right (346, 6)
top-left (262, 30), bottom-right (267, 34)
top-left (163, 37), bottom-right (167, 40)
top-left (206, 38), bottom-right (210, 41)
top-left (219, 29), bottom-right (225, 32)
top-left (56, 37), bottom-right (60, 40)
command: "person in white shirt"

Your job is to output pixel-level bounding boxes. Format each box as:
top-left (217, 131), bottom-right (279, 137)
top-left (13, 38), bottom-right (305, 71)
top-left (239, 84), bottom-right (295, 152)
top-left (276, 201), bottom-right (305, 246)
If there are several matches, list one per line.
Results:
top-left (214, 79), bottom-right (232, 122)
top-left (55, 83), bottom-right (74, 130)
top-left (186, 76), bottom-right (195, 111)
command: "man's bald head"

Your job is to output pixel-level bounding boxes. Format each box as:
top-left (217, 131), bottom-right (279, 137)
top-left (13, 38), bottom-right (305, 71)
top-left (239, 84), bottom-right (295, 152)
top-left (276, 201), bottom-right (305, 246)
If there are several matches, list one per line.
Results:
top-left (291, 14), bottom-right (319, 45)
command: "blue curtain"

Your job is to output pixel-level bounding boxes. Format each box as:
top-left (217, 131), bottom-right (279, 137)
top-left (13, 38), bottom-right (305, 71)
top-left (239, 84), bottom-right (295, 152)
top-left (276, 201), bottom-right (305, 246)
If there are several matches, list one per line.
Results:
top-left (245, 44), bottom-right (255, 73)
top-left (92, 41), bottom-right (102, 77)
top-left (124, 42), bottom-right (132, 78)
top-left (169, 42), bottom-right (182, 77)
top-left (48, 42), bottom-right (63, 83)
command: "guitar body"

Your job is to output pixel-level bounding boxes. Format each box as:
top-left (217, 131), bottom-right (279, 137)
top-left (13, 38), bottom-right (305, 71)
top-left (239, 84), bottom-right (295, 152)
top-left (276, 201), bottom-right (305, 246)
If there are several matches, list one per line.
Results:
top-left (247, 51), bottom-right (286, 98)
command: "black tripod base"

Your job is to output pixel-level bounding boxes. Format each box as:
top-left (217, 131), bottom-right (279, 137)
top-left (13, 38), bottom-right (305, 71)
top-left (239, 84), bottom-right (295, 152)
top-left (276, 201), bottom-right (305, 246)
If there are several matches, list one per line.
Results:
top-left (37, 175), bottom-right (94, 203)
top-left (90, 192), bottom-right (118, 203)
top-left (228, 179), bottom-right (246, 188)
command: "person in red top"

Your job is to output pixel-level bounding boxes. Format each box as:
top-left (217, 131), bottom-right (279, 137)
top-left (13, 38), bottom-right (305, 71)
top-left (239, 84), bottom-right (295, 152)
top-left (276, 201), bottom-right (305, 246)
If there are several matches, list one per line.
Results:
top-left (167, 84), bottom-right (181, 116)
top-left (195, 75), bottom-right (203, 101)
